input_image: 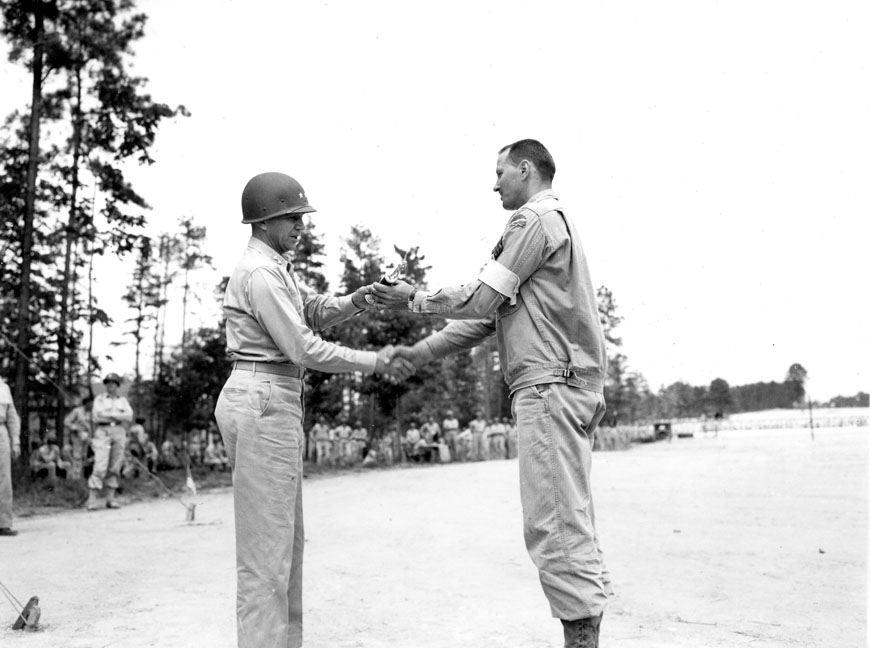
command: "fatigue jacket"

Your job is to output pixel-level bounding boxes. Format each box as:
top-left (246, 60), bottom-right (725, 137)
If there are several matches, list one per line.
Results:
top-left (410, 190), bottom-right (606, 395)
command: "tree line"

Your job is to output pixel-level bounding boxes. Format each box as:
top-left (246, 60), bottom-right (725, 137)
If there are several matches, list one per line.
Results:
top-left (0, 0), bottom-right (187, 456)
top-left (2, 1), bottom-right (863, 466)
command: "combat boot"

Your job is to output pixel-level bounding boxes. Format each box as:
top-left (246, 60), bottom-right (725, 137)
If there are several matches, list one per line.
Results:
top-left (105, 488), bottom-right (121, 509)
top-left (561, 614), bottom-right (602, 648)
top-left (86, 489), bottom-right (100, 511)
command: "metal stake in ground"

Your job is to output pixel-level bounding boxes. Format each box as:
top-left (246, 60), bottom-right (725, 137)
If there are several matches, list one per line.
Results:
top-left (129, 456), bottom-right (196, 522)
top-left (0, 578), bottom-right (40, 631)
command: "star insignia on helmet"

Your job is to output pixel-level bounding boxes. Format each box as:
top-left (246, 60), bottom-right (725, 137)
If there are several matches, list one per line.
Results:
top-left (299, 192), bottom-right (305, 199)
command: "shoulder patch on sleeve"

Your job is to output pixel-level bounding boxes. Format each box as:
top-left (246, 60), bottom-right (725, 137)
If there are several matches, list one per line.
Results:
top-left (508, 212), bottom-right (528, 229)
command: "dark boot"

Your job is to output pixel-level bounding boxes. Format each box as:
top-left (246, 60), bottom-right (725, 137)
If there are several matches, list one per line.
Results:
top-left (561, 614), bottom-right (602, 648)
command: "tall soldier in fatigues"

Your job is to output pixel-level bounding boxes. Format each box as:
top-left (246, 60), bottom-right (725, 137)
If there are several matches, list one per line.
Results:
top-left (214, 172), bottom-right (413, 648)
top-left (372, 140), bottom-right (612, 648)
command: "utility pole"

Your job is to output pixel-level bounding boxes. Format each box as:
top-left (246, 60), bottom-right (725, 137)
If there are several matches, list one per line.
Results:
top-left (808, 394), bottom-right (815, 441)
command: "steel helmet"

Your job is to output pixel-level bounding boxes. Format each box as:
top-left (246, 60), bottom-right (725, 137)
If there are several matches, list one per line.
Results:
top-left (241, 172), bottom-right (317, 224)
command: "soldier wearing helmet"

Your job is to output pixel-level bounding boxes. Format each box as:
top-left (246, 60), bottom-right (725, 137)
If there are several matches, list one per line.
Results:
top-left (214, 172), bottom-right (415, 648)
top-left (87, 372), bottom-right (133, 510)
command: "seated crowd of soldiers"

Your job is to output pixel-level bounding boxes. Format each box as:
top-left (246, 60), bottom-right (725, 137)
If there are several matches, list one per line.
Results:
top-left (307, 410), bottom-right (518, 467)
top-left (29, 397), bottom-right (230, 484)
top-left (29, 381), bottom-right (516, 483)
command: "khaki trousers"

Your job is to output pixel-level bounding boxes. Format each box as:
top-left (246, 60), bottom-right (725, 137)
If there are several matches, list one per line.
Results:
top-left (215, 370), bottom-right (305, 648)
top-left (513, 382), bottom-right (613, 620)
top-left (0, 426), bottom-right (13, 528)
top-left (88, 425), bottom-right (127, 490)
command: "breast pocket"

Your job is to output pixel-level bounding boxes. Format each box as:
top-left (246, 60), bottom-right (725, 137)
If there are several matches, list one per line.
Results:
top-left (496, 292), bottom-right (523, 321)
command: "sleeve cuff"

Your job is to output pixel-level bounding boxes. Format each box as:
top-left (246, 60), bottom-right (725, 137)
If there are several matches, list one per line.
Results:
top-left (347, 292), bottom-right (367, 313)
top-left (412, 339), bottom-right (438, 364)
top-left (358, 350), bottom-right (379, 374)
top-left (409, 290), bottom-right (430, 313)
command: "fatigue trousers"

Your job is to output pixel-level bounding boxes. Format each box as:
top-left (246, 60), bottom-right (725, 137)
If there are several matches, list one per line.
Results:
top-left (215, 370), bottom-right (305, 648)
top-left (489, 433), bottom-right (506, 460)
top-left (88, 425), bottom-right (127, 490)
top-left (513, 382), bottom-right (613, 620)
top-left (314, 440), bottom-right (331, 464)
top-left (471, 431), bottom-right (485, 460)
top-left (0, 426), bottom-right (13, 529)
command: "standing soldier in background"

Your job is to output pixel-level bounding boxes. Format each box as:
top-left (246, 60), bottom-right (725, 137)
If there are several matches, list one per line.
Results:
top-left (420, 414), bottom-right (441, 458)
top-left (310, 415), bottom-right (332, 465)
top-left (468, 412), bottom-right (487, 461)
top-left (504, 416), bottom-right (518, 459)
top-left (487, 417), bottom-right (507, 460)
top-left (350, 420), bottom-right (369, 462)
top-left (213, 171), bottom-right (413, 648)
top-left (441, 408), bottom-right (460, 459)
top-left (64, 395), bottom-right (93, 480)
top-left (87, 373), bottom-right (133, 510)
top-left (454, 425), bottom-right (473, 462)
top-left (333, 418), bottom-right (353, 465)
top-left (0, 375), bottom-right (22, 536)
top-left (371, 139), bottom-right (612, 648)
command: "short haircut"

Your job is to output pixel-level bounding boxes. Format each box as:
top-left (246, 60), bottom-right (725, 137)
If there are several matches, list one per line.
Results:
top-left (499, 139), bottom-right (556, 183)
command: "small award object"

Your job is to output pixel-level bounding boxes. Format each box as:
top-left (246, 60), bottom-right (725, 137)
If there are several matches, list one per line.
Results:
top-left (365, 250), bottom-right (409, 305)
top-left (380, 250), bottom-right (409, 286)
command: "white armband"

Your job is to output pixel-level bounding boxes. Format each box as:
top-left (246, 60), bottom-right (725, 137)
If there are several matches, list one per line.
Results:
top-left (478, 260), bottom-right (520, 305)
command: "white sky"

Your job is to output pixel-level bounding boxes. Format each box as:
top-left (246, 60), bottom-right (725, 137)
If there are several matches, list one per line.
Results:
top-left (1, 0), bottom-right (868, 401)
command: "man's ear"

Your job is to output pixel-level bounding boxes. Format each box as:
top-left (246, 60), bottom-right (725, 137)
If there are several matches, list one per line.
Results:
top-left (519, 160), bottom-right (531, 179)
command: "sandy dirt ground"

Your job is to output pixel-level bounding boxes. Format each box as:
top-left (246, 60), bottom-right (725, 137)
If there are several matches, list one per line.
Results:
top-left (0, 426), bottom-right (866, 648)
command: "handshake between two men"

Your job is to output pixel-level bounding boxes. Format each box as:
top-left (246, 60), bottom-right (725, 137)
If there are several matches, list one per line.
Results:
top-left (352, 279), bottom-right (423, 384)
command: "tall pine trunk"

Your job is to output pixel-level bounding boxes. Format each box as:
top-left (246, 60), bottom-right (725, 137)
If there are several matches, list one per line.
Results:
top-left (56, 64), bottom-right (85, 435)
top-left (14, 2), bottom-right (45, 459)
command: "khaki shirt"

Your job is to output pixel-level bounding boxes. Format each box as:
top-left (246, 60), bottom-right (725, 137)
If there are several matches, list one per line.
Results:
top-left (64, 405), bottom-right (93, 438)
top-left (92, 394), bottom-right (133, 426)
top-left (442, 417), bottom-right (460, 433)
top-left (469, 418), bottom-right (487, 435)
top-left (0, 379), bottom-right (21, 446)
top-left (224, 237), bottom-right (377, 374)
top-left (311, 423), bottom-right (332, 442)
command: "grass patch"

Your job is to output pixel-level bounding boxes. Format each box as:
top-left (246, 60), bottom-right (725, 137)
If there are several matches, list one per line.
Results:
top-left (12, 465), bottom-right (234, 518)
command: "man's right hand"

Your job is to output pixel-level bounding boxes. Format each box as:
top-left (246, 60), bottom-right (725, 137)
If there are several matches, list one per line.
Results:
top-left (375, 345), bottom-right (416, 382)
top-left (390, 346), bottom-right (421, 367)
